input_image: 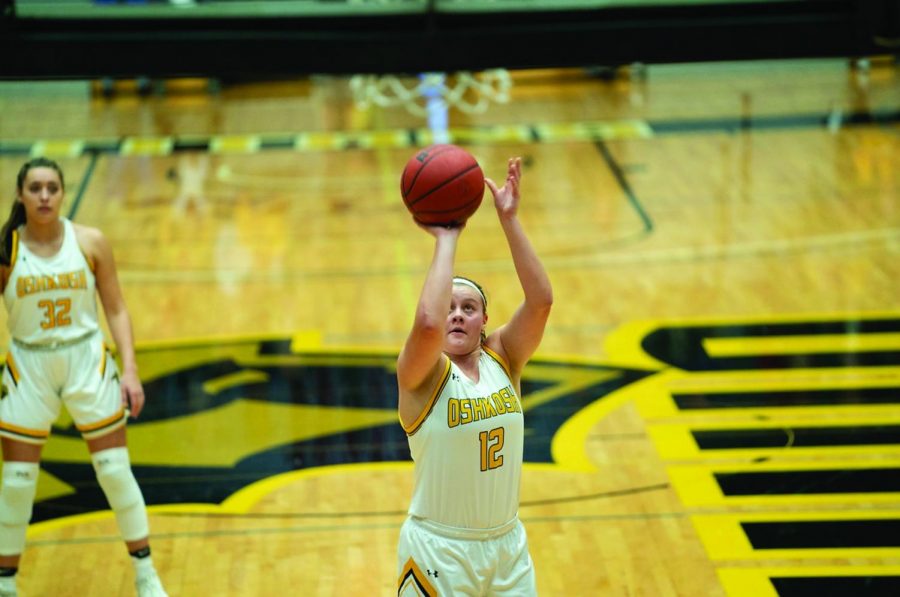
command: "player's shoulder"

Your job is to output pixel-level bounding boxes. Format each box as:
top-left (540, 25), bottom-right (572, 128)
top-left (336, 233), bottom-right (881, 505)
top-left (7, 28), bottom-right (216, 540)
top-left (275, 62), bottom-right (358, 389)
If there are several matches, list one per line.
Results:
top-left (72, 222), bottom-right (107, 248)
top-left (71, 223), bottom-right (111, 270)
top-left (482, 338), bottom-right (514, 377)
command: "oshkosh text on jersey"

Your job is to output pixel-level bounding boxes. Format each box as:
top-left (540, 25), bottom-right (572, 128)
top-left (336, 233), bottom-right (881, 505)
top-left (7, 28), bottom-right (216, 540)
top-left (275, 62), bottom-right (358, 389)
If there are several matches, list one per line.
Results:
top-left (447, 386), bottom-right (522, 428)
top-left (16, 270), bottom-right (88, 297)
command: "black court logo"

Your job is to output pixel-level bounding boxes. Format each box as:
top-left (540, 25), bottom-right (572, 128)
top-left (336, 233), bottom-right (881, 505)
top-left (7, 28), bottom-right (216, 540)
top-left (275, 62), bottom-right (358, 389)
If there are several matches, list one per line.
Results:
top-left (30, 336), bottom-right (645, 523)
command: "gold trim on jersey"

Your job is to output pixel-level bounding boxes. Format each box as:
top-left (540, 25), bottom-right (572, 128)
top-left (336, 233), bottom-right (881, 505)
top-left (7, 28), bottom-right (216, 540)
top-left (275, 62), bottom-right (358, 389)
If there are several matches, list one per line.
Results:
top-left (4, 353), bottom-right (20, 386)
top-left (403, 357), bottom-right (452, 437)
top-left (0, 421), bottom-right (49, 444)
top-left (482, 345), bottom-right (512, 379)
top-left (78, 246), bottom-right (95, 273)
top-left (9, 229), bottom-right (18, 270)
top-left (99, 343), bottom-right (107, 377)
top-left (397, 557), bottom-right (437, 597)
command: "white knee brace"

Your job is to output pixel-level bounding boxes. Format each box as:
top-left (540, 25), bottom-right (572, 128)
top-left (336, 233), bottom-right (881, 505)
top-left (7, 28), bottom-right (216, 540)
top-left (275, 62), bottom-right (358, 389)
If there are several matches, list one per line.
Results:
top-left (91, 448), bottom-right (149, 542)
top-left (0, 462), bottom-right (39, 556)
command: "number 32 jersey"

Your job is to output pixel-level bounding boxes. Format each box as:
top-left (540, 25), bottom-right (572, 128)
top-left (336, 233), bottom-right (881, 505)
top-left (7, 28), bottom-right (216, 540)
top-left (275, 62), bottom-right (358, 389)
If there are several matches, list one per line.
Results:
top-left (403, 346), bottom-right (525, 530)
top-left (4, 218), bottom-right (99, 345)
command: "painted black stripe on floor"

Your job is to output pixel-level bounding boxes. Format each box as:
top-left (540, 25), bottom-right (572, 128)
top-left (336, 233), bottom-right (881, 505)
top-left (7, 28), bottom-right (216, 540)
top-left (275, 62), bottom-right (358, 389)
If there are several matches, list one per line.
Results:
top-left (693, 425), bottom-right (900, 449)
top-left (640, 319), bottom-right (900, 371)
top-left (674, 387), bottom-right (900, 410)
top-left (0, 144), bottom-right (32, 155)
top-left (771, 576), bottom-right (900, 596)
top-left (172, 139), bottom-right (211, 151)
top-left (75, 140), bottom-right (122, 154)
top-left (715, 468), bottom-right (900, 496)
top-left (742, 519), bottom-right (900, 549)
top-left (652, 350), bottom-right (900, 372)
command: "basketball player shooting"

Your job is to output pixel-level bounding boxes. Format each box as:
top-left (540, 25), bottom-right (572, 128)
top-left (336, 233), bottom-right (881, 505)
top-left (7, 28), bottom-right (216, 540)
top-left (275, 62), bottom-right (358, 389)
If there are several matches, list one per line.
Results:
top-left (396, 156), bottom-right (553, 596)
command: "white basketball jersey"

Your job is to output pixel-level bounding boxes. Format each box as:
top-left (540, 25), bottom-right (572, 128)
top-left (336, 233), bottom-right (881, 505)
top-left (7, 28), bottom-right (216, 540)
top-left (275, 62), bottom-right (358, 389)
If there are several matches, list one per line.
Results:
top-left (4, 219), bottom-right (99, 345)
top-left (404, 346), bottom-right (524, 529)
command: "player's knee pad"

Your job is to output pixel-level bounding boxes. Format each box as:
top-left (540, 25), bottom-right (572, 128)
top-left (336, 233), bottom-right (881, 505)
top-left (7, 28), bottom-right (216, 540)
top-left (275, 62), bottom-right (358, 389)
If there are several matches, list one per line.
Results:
top-left (0, 461), bottom-right (39, 555)
top-left (91, 448), bottom-right (149, 542)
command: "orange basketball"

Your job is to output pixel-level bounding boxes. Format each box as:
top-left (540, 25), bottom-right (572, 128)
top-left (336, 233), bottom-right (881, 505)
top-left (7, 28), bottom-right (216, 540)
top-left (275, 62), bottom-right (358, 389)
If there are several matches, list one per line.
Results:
top-left (400, 144), bottom-right (485, 226)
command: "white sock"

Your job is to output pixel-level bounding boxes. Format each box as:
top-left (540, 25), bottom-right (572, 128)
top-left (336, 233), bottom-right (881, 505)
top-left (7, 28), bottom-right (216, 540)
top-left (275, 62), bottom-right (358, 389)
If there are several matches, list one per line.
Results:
top-left (132, 553), bottom-right (156, 576)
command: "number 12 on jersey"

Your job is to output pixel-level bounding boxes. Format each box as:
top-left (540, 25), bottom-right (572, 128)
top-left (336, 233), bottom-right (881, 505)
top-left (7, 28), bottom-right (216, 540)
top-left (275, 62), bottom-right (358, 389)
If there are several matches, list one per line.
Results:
top-left (479, 426), bottom-right (505, 471)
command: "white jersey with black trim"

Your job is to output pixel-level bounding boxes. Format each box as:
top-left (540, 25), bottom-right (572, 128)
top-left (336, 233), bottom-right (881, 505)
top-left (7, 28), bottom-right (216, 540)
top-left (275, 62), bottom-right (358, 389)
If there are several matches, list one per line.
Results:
top-left (404, 346), bottom-right (525, 530)
top-left (3, 218), bottom-right (99, 345)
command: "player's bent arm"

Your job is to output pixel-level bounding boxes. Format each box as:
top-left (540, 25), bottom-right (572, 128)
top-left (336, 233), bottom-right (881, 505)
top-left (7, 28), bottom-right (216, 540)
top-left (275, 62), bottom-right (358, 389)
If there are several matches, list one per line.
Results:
top-left (488, 300), bottom-right (551, 379)
top-left (494, 216), bottom-right (553, 374)
top-left (397, 230), bottom-right (458, 391)
top-left (398, 356), bottom-right (448, 429)
top-left (397, 305), bottom-right (449, 427)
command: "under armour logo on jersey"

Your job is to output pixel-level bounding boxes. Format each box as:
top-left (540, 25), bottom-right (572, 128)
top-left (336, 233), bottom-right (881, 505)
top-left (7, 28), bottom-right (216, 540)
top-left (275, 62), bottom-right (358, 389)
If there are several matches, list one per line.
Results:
top-left (451, 373), bottom-right (460, 382)
top-left (427, 569), bottom-right (439, 578)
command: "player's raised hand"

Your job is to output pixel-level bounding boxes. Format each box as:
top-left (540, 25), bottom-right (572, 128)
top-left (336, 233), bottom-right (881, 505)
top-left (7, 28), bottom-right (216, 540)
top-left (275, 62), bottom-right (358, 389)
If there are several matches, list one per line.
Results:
top-left (485, 157), bottom-right (522, 219)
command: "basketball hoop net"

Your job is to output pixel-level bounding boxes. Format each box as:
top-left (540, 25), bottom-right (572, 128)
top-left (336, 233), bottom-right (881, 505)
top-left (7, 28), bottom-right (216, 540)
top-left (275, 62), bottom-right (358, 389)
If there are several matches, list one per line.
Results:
top-left (349, 69), bottom-right (512, 116)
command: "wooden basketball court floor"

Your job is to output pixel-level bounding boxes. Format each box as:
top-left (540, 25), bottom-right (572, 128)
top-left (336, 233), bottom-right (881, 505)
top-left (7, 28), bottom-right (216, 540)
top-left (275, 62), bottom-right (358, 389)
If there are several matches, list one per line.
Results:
top-left (0, 58), bottom-right (898, 596)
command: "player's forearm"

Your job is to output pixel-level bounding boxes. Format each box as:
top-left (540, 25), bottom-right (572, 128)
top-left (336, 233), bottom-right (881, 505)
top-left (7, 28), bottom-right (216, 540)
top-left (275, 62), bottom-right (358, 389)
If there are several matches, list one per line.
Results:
top-left (500, 215), bottom-right (553, 307)
top-left (417, 234), bottom-right (457, 326)
top-left (106, 310), bottom-right (139, 375)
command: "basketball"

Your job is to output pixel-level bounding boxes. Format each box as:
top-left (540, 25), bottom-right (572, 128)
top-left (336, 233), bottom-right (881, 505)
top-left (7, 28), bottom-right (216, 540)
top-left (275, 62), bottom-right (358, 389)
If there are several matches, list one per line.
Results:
top-left (400, 144), bottom-right (485, 226)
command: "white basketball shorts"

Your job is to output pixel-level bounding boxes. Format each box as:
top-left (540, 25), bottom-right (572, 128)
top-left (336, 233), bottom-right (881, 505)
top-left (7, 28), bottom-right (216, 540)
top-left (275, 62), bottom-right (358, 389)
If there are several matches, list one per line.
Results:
top-left (0, 333), bottom-right (127, 444)
top-left (398, 515), bottom-right (537, 596)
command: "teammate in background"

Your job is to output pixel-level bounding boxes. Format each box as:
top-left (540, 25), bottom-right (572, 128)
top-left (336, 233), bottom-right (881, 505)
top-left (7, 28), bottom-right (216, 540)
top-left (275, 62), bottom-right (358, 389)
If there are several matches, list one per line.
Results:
top-left (396, 157), bottom-right (552, 596)
top-left (0, 158), bottom-right (167, 597)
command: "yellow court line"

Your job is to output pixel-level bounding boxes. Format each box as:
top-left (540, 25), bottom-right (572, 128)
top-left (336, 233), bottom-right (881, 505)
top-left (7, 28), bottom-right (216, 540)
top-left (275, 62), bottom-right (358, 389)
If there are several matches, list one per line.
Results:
top-left (362, 129), bottom-right (413, 149)
top-left (210, 135), bottom-right (261, 153)
top-left (635, 366), bottom-right (900, 420)
top-left (26, 459), bottom-right (577, 540)
top-left (603, 312), bottom-right (900, 372)
top-left (295, 132), bottom-right (346, 151)
top-left (27, 461), bottom-right (415, 539)
top-left (534, 119), bottom-right (653, 141)
top-left (120, 136), bottom-right (174, 156)
top-left (649, 416), bottom-right (900, 460)
top-left (31, 140), bottom-right (85, 158)
top-left (138, 332), bottom-right (400, 358)
top-left (202, 369), bottom-right (270, 396)
top-left (704, 333), bottom-right (900, 357)
top-left (12, 117), bottom-right (661, 161)
top-left (448, 125), bottom-right (533, 144)
top-left (718, 566), bottom-right (900, 597)
top-left (692, 509), bottom-right (900, 560)
top-left (645, 401), bottom-right (900, 423)
top-left (664, 365), bottom-right (900, 392)
top-left (668, 458), bottom-right (900, 507)
top-left (290, 329), bottom-right (323, 351)
top-left (26, 334), bottom-right (625, 537)
top-left (221, 461), bottom-right (413, 512)
top-left (550, 370), bottom-right (657, 472)
top-left (603, 319), bottom-right (671, 370)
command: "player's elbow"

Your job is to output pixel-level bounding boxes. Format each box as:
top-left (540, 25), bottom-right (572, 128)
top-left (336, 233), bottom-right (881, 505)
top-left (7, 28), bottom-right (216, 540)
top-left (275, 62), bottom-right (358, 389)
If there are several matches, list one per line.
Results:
top-left (531, 287), bottom-right (553, 313)
top-left (413, 308), bottom-right (445, 339)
